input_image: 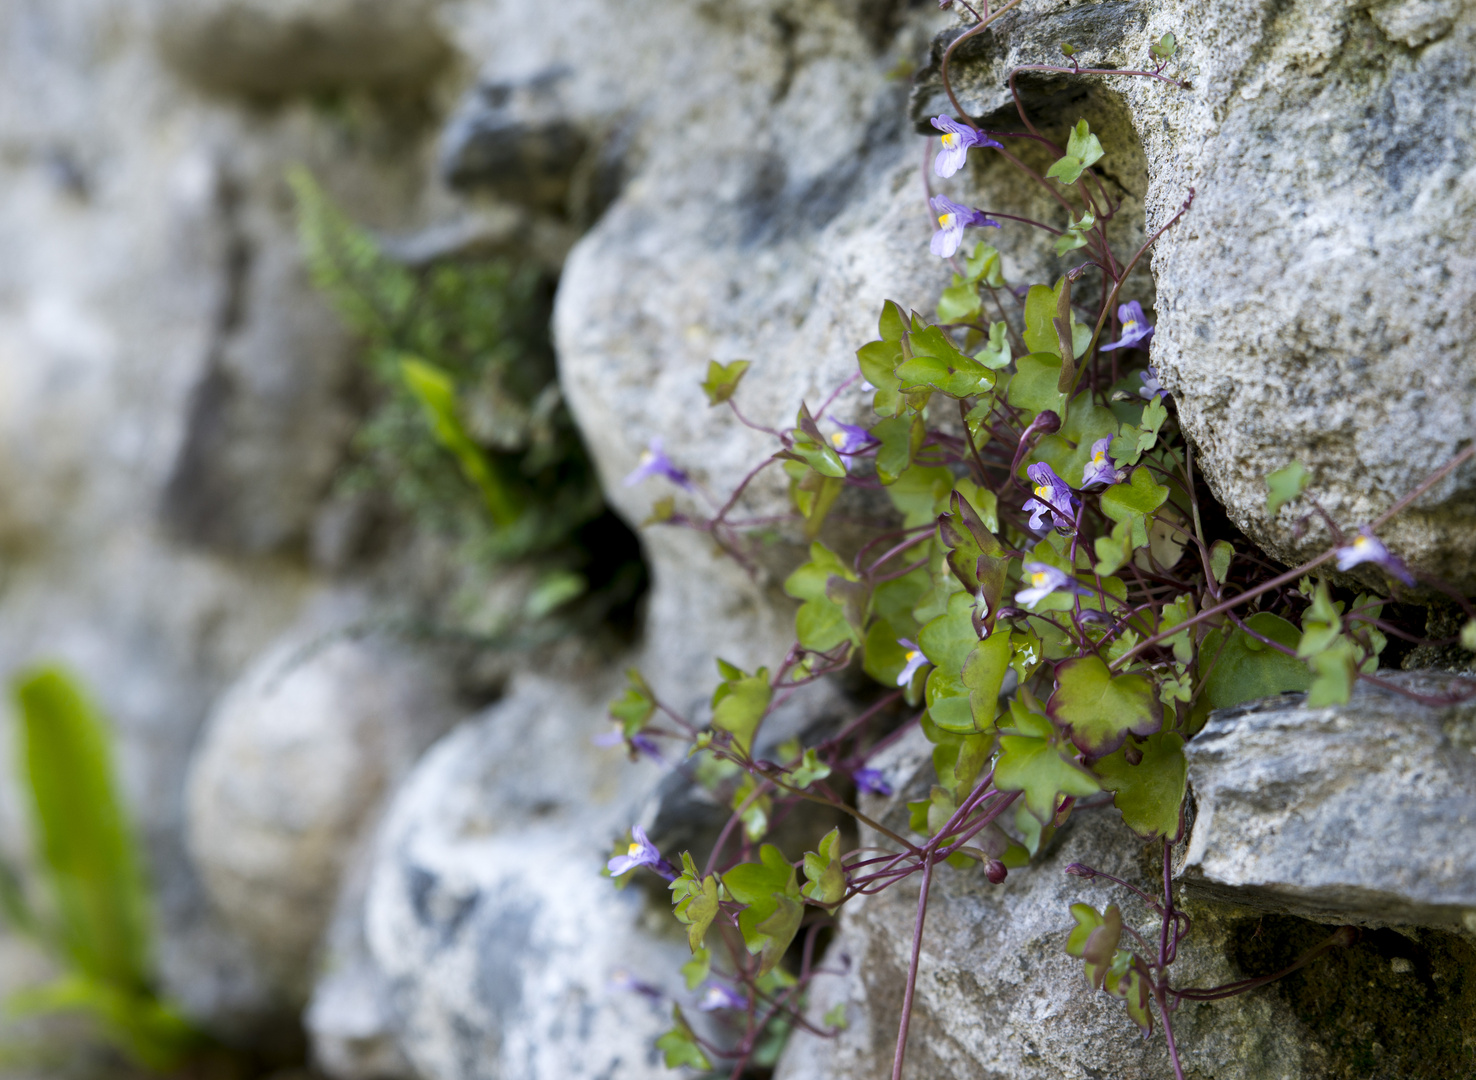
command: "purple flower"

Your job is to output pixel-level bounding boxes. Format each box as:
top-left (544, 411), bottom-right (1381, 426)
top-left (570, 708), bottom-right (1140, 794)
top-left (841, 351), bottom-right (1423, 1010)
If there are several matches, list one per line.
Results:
top-left (828, 421), bottom-right (877, 459)
top-left (593, 729), bottom-right (664, 762)
top-left (1100, 301), bottom-right (1154, 353)
top-left (1335, 527), bottom-right (1415, 585)
top-left (1015, 562), bottom-right (1087, 609)
top-left (1138, 364), bottom-right (1165, 400)
top-left (610, 970), bottom-right (663, 999)
top-left (624, 438), bottom-right (692, 490)
top-left (930, 195), bottom-right (1000, 259)
top-left (1023, 462), bottom-right (1078, 532)
top-left (697, 983), bottom-right (748, 1012)
top-left (895, 639), bottom-right (929, 687)
top-left (853, 768), bottom-right (894, 797)
top-left (607, 826), bottom-right (677, 880)
top-left (1080, 437), bottom-right (1125, 489)
top-left (930, 116), bottom-right (1002, 178)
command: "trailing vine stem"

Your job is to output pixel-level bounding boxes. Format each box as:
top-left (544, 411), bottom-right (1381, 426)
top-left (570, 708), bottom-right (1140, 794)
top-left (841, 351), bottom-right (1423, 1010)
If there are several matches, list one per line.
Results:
top-left (597, 8), bottom-right (1474, 1078)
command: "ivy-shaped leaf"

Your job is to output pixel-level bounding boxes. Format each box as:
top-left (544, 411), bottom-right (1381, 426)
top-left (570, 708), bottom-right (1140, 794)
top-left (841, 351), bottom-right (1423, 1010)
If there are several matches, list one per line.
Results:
top-left (701, 359), bottom-right (751, 406)
top-left (1066, 901), bottom-right (1123, 989)
top-left (1093, 732), bottom-right (1187, 839)
top-left (608, 668), bottom-right (655, 737)
top-left (937, 275), bottom-right (983, 324)
top-left (1048, 656), bottom-right (1160, 756)
top-left (1045, 119), bottom-right (1105, 185)
top-left (1007, 352), bottom-right (1068, 418)
top-left (781, 404), bottom-right (847, 478)
top-left (723, 845), bottom-right (803, 976)
top-left (975, 321), bottom-right (1012, 370)
top-left (783, 748), bottom-right (832, 790)
top-left (711, 660), bottom-right (772, 754)
top-left (656, 1007), bottom-right (711, 1070)
top-left (1265, 461), bottom-right (1307, 516)
top-left (681, 946), bottom-right (710, 989)
top-left (964, 242), bottom-right (1006, 287)
top-left (670, 852), bottom-right (722, 952)
top-left (1192, 612), bottom-right (1312, 729)
top-left (994, 698), bottom-right (1099, 820)
top-left (1055, 210), bottom-right (1097, 256)
top-left (801, 827), bottom-right (847, 910)
top-left (887, 465), bottom-right (955, 529)
top-left (1100, 467), bottom-right (1169, 549)
top-left (898, 324), bottom-right (995, 399)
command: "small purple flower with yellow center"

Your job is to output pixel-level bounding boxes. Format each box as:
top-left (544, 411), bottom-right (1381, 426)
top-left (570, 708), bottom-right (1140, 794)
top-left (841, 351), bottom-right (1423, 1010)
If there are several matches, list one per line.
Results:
top-left (930, 116), bottom-right (1003, 178)
top-left (607, 826), bottom-right (678, 881)
top-left (623, 437), bottom-right (693, 490)
top-left (1335, 527), bottom-right (1415, 585)
top-left (1100, 301), bottom-right (1154, 353)
top-left (896, 639), bottom-right (929, 687)
top-left (1080, 437), bottom-right (1126, 488)
top-left (853, 767), bottom-right (894, 797)
top-left (697, 983), bottom-right (748, 1012)
top-left (1015, 562), bottom-right (1088, 609)
top-left (829, 421), bottom-right (878, 463)
top-left (930, 195), bottom-right (1000, 259)
top-left (1023, 462), bottom-right (1078, 532)
top-left (1138, 364), bottom-right (1165, 400)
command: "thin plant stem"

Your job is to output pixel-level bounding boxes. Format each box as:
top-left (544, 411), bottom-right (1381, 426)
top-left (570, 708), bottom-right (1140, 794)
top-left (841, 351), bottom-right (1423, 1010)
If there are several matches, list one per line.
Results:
top-left (891, 852), bottom-right (935, 1080)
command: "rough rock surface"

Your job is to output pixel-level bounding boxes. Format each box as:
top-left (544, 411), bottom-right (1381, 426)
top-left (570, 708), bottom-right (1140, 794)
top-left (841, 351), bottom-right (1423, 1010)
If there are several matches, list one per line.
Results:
top-left (360, 669), bottom-right (686, 1080)
top-left (187, 606), bottom-right (464, 1002)
top-left (777, 722), bottom-right (1476, 1080)
top-left (0, 0), bottom-right (446, 1036)
top-left (1181, 672), bottom-right (1476, 930)
top-left (918, 0), bottom-right (1476, 587)
top-left (152, 0), bottom-right (451, 95)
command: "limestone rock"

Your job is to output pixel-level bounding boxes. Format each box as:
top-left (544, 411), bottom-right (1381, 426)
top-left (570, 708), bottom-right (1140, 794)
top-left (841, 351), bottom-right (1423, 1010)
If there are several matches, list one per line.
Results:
top-left (308, 943), bottom-right (415, 1080)
top-left (439, 70), bottom-right (589, 212)
top-left (776, 722), bottom-right (1476, 1080)
top-left (361, 670), bottom-right (685, 1080)
top-left (1181, 672), bottom-right (1476, 930)
top-left (187, 613), bottom-right (463, 1001)
top-left (914, 0), bottom-right (1476, 588)
top-left (152, 0), bottom-right (450, 96)
top-left (0, 0), bottom-right (436, 1040)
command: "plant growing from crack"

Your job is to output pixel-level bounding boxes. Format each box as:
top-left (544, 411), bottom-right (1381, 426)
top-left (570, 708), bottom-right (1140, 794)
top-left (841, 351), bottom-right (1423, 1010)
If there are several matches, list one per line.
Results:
top-left (602, 9), bottom-right (1476, 1079)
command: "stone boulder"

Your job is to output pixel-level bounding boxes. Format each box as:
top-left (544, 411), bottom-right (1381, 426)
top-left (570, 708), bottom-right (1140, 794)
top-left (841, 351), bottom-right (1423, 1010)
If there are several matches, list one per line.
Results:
top-left (187, 608), bottom-right (464, 1003)
top-left (152, 0), bottom-right (451, 96)
top-left (915, 0), bottom-right (1476, 587)
top-left (358, 669), bottom-right (687, 1080)
top-left (1181, 671), bottom-right (1476, 930)
top-left (777, 719), bottom-right (1476, 1079)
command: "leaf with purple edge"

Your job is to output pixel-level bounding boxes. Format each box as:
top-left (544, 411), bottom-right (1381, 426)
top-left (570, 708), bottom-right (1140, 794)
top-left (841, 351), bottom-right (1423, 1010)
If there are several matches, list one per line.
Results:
top-left (995, 698), bottom-right (1099, 820)
top-left (1048, 656), bottom-right (1159, 756)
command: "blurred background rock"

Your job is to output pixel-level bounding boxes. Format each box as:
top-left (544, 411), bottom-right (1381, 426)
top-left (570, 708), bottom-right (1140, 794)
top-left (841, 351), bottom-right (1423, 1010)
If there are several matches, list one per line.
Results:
top-left (1, 1), bottom-right (1473, 1078)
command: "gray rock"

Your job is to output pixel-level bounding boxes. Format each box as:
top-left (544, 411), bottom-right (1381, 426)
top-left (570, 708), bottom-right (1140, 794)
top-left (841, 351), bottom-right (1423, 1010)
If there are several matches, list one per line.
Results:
top-left (915, 0), bottom-right (1476, 588)
top-left (0, 0), bottom-right (437, 1039)
top-left (439, 70), bottom-right (589, 212)
top-left (361, 669), bottom-right (688, 1080)
top-left (187, 609), bottom-right (464, 1002)
top-left (1181, 671), bottom-right (1476, 930)
top-left (776, 722), bottom-right (1476, 1080)
top-left (152, 0), bottom-right (450, 96)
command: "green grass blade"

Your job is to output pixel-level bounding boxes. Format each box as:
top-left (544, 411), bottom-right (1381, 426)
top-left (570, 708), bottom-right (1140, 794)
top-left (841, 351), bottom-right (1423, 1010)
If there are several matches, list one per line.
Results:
top-left (400, 356), bottom-right (524, 526)
top-left (10, 668), bottom-right (151, 993)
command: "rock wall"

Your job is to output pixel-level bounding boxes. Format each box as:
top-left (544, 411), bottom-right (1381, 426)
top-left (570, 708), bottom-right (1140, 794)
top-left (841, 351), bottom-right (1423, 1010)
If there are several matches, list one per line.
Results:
top-left (1, 0), bottom-right (1473, 1078)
